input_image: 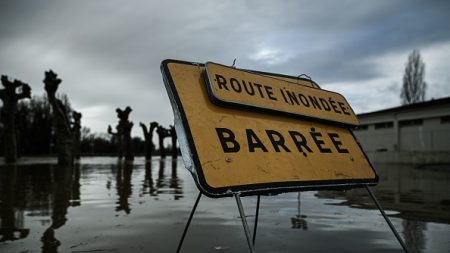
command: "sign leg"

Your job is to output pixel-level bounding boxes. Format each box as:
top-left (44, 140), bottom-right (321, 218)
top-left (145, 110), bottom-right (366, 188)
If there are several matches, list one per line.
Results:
top-left (365, 185), bottom-right (410, 253)
top-left (235, 193), bottom-right (256, 253)
top-left (252, 195), bottom-right (260, 246)
top-left (176, 192), bottom-right (202, 253)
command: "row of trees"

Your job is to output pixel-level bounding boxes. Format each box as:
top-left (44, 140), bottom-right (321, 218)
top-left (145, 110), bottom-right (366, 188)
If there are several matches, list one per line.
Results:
top-left (0, 75), bottom-right (178, 164)
top-left (0, 71), bottom-right (83, 165)
top-left (0, 97), bottom-right (175, 158)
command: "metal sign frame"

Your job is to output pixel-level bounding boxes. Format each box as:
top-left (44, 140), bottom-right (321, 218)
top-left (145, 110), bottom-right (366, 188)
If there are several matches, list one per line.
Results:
top-left (160, 59), bottom-right (378, 198)
top-left (161, 59), bottom-right (408, 253)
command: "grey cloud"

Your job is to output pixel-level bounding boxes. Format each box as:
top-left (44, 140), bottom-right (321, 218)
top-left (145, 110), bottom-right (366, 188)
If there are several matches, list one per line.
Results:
top-left (1, 0), bottom-right (450, 134)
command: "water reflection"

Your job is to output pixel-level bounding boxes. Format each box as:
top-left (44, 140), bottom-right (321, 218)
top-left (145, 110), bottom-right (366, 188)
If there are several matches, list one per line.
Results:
top-left (0, 158), bottom-right (184, 245)
top-left (290, 192), bottom-right (308, 230)
top-left (403, 220), bottom-right (426, 253)
top-left (111, 158), bottom-right (184, 215)
top-left (115, 161), bottom-right (133, 214)
top-left (156, 159), bottom-right (166, 189)
top-left (0, 163), bottom-right (81, 252)
top-left (1, 158), bottom-right (448, 252)
top-left (0, 165), bottom-right (30, 242)
top-left (141, 161), bottom-right (156, 196)
top-left (316, 163), bottom-right (450, 223)
top-left (170, 159), bottom-right (183, 200)
top-left (316, 162), bottom-right (450, 253)
top-left (41, 165), bottom-right (73, 252)
top-left (141, 158), bottom-right (183, 199)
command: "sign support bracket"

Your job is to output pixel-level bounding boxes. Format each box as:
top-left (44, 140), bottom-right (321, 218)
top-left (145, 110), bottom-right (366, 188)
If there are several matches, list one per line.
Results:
top-left (176, 192), bottom-right (259, 253)
top-left (365, 185), bottom-right (410, 253)
top-left (252, 195), bottom-right (261, 246)
top-left (176, 191), bottom-right (202, 253)
top-left (235, 193), bottom-right (257, 253)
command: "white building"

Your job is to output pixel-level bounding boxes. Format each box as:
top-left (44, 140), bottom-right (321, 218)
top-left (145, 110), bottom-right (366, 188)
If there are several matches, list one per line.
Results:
top-left (353, 97), bottom-right (450, 163)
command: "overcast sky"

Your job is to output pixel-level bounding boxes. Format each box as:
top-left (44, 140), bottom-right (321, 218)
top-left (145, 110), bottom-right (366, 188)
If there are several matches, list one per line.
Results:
top-left (1, 0), bottom-right (449, 137)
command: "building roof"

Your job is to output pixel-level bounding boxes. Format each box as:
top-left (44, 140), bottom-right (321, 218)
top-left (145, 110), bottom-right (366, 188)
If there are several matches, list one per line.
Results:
top-left (357, 96), bottom-right (450, 117)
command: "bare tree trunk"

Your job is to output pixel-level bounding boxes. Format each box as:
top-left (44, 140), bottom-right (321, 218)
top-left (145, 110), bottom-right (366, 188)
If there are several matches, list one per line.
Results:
top-left (43, 70), bottom-right (74, 166)
top-left (0, 75), bottom-right (31, 163)
top-left (140, 122), bottom-right (158, 160)
top-left (123, 121), bottom-right (134, 161)
top-left (157, 126), bottom-right (168, 159)
top-left (114, 107), bottom-right (134, 161)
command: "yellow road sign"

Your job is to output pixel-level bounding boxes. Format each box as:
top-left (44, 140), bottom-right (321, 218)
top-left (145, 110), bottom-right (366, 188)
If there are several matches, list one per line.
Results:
top-left (161, 60), bottom-right (377, 197)
top-left (205, 62), bottom-right (359, 127)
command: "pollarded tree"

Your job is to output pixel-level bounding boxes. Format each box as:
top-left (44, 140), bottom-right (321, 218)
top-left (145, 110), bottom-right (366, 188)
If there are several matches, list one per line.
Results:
top-left (140, 121), bottom-right (158, 160)
top-left (401, 50), bottom-right (427, 105)
top-left (43, 70), bottom-right (74, 165)
top-left (112, 106), bottom-right (134, 161)
top-left (0, 75), bottom-right (31, 162)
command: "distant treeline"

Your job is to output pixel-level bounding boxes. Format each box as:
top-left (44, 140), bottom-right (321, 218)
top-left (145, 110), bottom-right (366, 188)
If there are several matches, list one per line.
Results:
top-left (0, 94), bottom-right (174, 157)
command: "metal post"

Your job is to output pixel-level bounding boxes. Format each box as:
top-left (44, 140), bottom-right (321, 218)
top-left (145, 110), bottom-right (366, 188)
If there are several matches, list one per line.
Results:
top-left (176, 192), bottom-right (202, 253)
top-left (252, 195), bottom-right (260, 246)
top-left (235, 193), bottom-right (256, 253)
top-left (365, 185), bottom-right (410, 253)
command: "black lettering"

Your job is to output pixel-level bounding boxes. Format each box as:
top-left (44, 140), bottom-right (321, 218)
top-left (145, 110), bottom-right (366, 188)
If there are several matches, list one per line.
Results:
top-left (246, 129), bottom-right (268, 152)
top-left (264, 85), bottom-right (277, 101)
top-left (215, 74), bottom-right (228, 90)
top-left (242, 81), bottom-right (255, 95)
top-left (287, 90), bottom-right (300, 105)
top-left (319, 98), bottom-right (331, 111)
top-left (254, 83), bottom-right (265, 98)
top-left (215, 128), bottom-right (240, 153)
top-left (266, 130), bottom-right (290, 152)
top-left (288, 131), bottom-right (312, 157)
top-left (338, 102), bottom-right (351, 115)
top-left (308, 95), bottom-right (322, 110)
top-left (309, 128), bottom-right (332, 153)
top-left (329, 98), bottom-right (341, 114)
top-left (280, 89), bottom-right (289, 103)
top-left (230, 78), bottom-right (242, 93)
top-left (298, 94), bottom-right (310, 107)
top-left (328, 133), bottom-right (349, 153)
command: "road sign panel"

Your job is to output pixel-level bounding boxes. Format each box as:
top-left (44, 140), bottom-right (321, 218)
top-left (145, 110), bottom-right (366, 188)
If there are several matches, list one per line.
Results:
top-left (161, 59), bottom-right (377, 198)
top-left (205, 62), bottom-right (359, 127)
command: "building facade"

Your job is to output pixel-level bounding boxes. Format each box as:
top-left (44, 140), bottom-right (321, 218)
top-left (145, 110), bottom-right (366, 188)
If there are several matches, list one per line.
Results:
top-left (353, 97), bottom-right (450, 163)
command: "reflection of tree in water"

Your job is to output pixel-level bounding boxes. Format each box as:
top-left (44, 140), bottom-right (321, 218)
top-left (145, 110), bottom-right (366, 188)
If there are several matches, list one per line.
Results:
top-left (0, 163), bottom-right (81, 250)
top-left (403, 220), bottom-right (426, 253)
top-left (0, 165), bottom-right (30, 242)
top-left (170, 159), bottom-right (183, 200)
top-left (141, 161), bottom-right (157, 196)
top-left (41, 164), bottom-right (81, 252)
top-left (70, 164), bottom-right (81, 207)
top-left (156, 159), bottom-right (166, 189)
top-left (156, 158), bottom-right (183, 199)
top-left (291, 192), bottom-right (308, 230)
top-left (140, 158), bottom-right (183, 200)
top-left (115, 161), bottom-right (133, 214)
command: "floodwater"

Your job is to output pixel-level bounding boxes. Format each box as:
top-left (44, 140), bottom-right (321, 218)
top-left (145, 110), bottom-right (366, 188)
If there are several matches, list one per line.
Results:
top-left (0, 157), bottom-right (449, 253)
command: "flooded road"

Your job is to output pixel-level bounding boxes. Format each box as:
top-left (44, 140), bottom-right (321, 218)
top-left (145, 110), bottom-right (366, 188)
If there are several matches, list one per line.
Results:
top-left (1, 157), bottom-right (449, 252)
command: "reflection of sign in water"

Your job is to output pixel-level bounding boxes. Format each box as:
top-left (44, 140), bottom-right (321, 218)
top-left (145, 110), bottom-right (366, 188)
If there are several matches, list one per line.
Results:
top-left (205, 62), bottom-right (359, 126)
top-left (161, 60), bottom-right (377, 198)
